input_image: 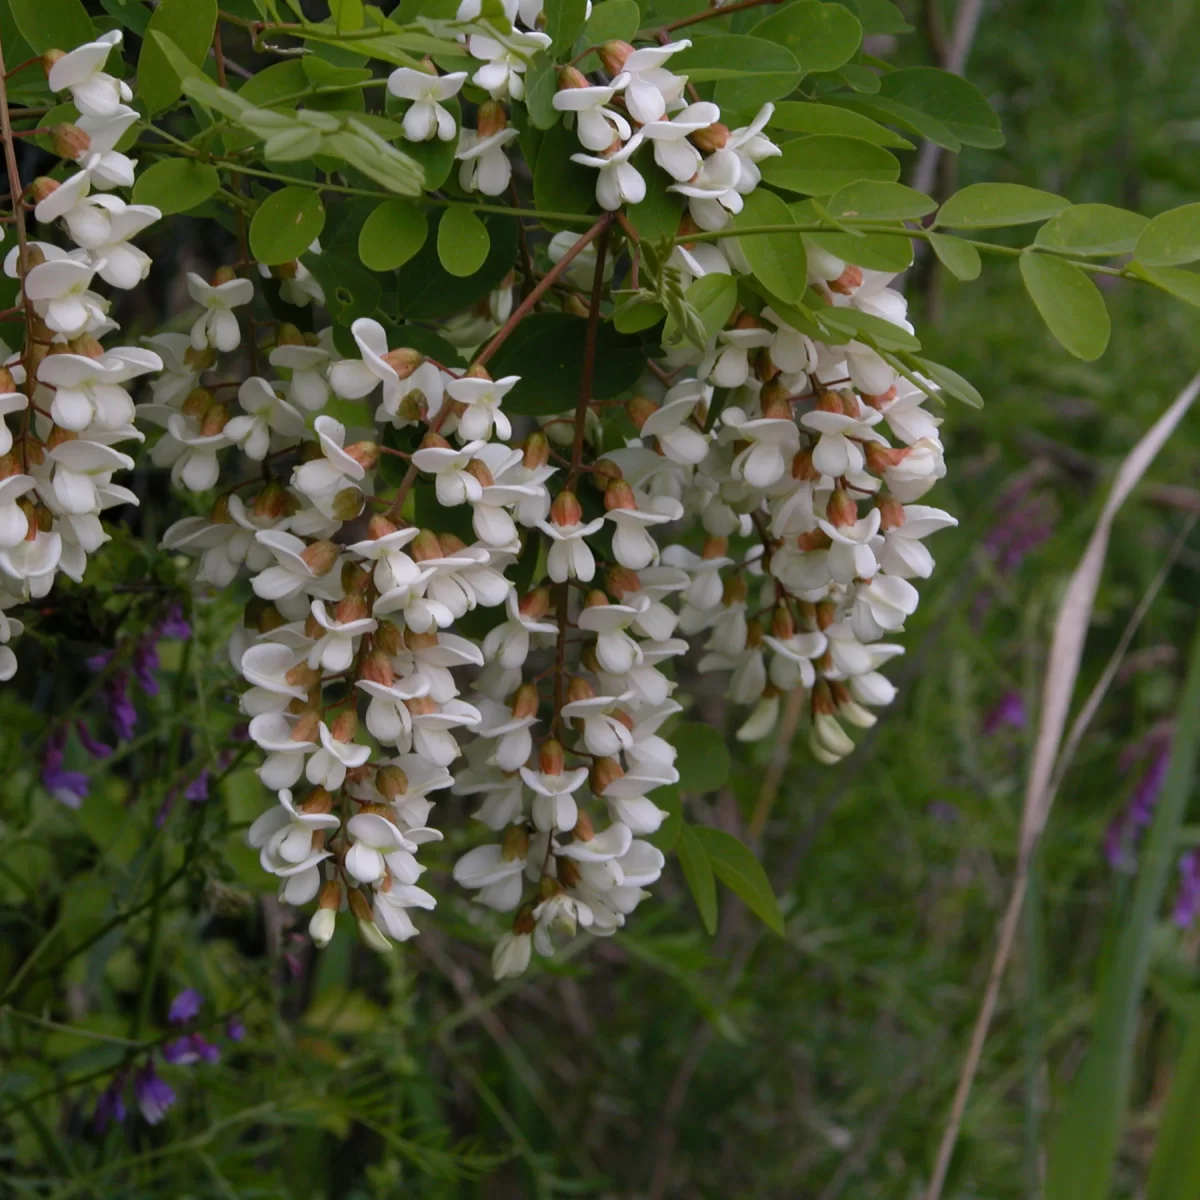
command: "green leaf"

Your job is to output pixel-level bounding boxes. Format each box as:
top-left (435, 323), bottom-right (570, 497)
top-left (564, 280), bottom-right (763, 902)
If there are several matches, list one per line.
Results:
top-left (686, 273), bottom-right (738, 341)
top-left (927, 231), bottom-right (981, 280)
top-left (750, 0), bottom-right (861, 73)
top-left (625, 155), bottom-right (684, 244)
top-left (329, 0), bottom-right (365, 32)
top-left (648, 784), bottom-right (681, 853)
top-left (131, 158), bottom-right (221, 214)
top-left (614, 297), bottom-right (667, 333)
top-left (762, 135), bottom-right (900, 196)
top-left (533, 121), bottom-right (598, 230)
top-left (545, 0), bottom-right (587, 56)
top-left (1047, 613), bottom-right (1200, 1200)
top-left (138, 0), bottom-right (217, 114)
top-left (909, 354), bottom-right (983, 409)
top-left (1134, 203), bottom-right (1200, 268)
top-left (9, 0), bottom-right (93, 54)
top-left (486, 314), bottom-right (649, 414)
top-left (692, 827), bottom-right (785, 937)
top-left (395, 212), bottom-right (517, 319)
top-left (1147, 1003), bottom-right (1200, 1200)
top-left (671, 35), bottom-right (801, 112)
top-left (437, 205), bottom-right (490, 278)
top-left (358, 200), bottom-right (428, 271)
top-left (937, 183), bottom-right (1070, 229)
top-left (250, 187), bottom-right (326, 266)
top-left (826, 180), bottom-right (936, 222)
top-left (826, 93), bottom-right (960, 151)
top-left (769, 101), bottom-right (914, 149)
top-left (733, 189), bottom-right (807, 304)
top-left (676, 824), bottom-right (718, 935)
top-left (819, 305), bottom-right (920, 351)
top-left (877, 65), bottom-right (1003, 149)
top-left (524, 52), bottom-right (559, 130)
top-left (1019, 252), bottom-right (1110, 361)
top-left (806, 230), bottom-right (913, 272)
top-left (584, 0), bottom-right (640, 44)
top-left (1036, 203), bottom-right (1149, 258)
top-left (672, 721), bottom-right (732, 793)
top-left (839, 0), bottom-right (911, 34)
top-left (302, 249), bottom-right (381, 324)
top-left (1132, 263), bottom-right (1200, 308)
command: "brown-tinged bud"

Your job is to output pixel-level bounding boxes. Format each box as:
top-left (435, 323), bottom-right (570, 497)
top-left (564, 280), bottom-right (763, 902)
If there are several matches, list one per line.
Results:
top-left (335, 593), bottom-right (370, 625)
top-left (502, 824), bottom-right (531, 861)
top-left (519, 587), bottom-right (552, 619)
top-left (183, 344), bottom-right (216, 372)
top-left (877, 495), bottom-right (905, 531)
top-left (796, 529), bottom-right (832, 552)
top-left (592, 459), bottom-right (623, 490)
top-left (760, 381), bottom-right (792, 421)
top-left (0, 451), bottom-right (22, 480)
top-left (792, 448), bottom-right (819, 481)
top-left (465, 362), bottom-right (493, 382)
top-left (300, 539), bottom-right (339, 575)
top-left (864, 443), bottom-right (908, 474)
top-left (347, 887), bottom-right (374, 924)
top-left (368, 514), bottom-right (399, 540)
top-left (182, 387), bottom-right (213, 420)
top-left (604, 565), bottom-right (641, 599)
top-left (0, 367), bottom-right (14, 394)
top-left (438, 532), bottom-right (467, 557)
top-left (522, 431), bottom-right (550, 469)
top-left (275, 322), bottom-right (305, 347)
top-left (723, 573), bottom-right (748, 606)
top-left (746, 618), bottom-right (763, 649)
top-left (816, 390), bottom-right (844, 415)
top-left (374, 621), bottom-right (404, 656)
top-left (829, 265), bottom-right (863, 295)
top-left (826, 488), bottom-right (857, 528)
top-left (567, 677), bottom-right (596, 704)
top-left (303, 610), bottom-right (323, 640)
top-left (23, 441), bottom-right (46, 470)
top-left (625, 394), bottom-right (659, 431)
top-left (861, 385), bottom-right (897, 411)
top-left (212, 265), bottom-right (238, 287)
top-left (291, 711), bottom-right (321, 744)
top-left (67, 334), bottom-right (104, 361)
top-left (301, 786), bottom-right (335, 814)
top-left (403, 628), bottom-right (439, 652)
top-left (45, 424), bottom-right (77, 449)
top-left (511, 681), bottom-right (539, 720)
top-left (811, 678), bottom-right (836, 716)
top-left (590, 756), bottom-right (624, 794)
top-left (330, 487), bottom-right (363, 523)
top-left (376, 764), bottom-right (410, 799)
top-left (317, 878), bottom-right (342, 911)
top-left (253, 481), bottom-right (289, 520)
top-left (381, 347), bottom-right (423, 380)
top-left (572, 810), bottom-right (595, 842)
top-left (798, 600), bottom-right (817, 630)
top-left (42, 49), bottom-right (65, 76)
top-left (465, 459), bottom-right (495, 488)
top-left (584, 588), bottom-right (610, 609)
top-left (344, 441), bottom-right (379, 470)
top-left (580, 644), bottom-right (601, 675)
top-left (405, 694), bottom-right (436, 717)
top-left (815, 599), bottom-right (837, 631)
top-left (341, 561), bottom-right (370, 596)
top-left (409, 529), bottom-right (442, 562)
top-left (47, 119), bottom-right (89, 158)
top-left (702, 534), bottom-right (728, 560)
top-left (557, 65), bottom-right (590, 91)
top-left (513, 903), bottom-right (537, 935)
top-left (611, 708), bottom-right (634, 733)
top-left (733, 311), bottom-right (762, 332)
top-left (30, 177), bottom-right (59, 205)
top-left (330, 710), bottom-right (358, 744)
top-left (690, 122), bottom-right (730, 152)
top-left (772, 605), bottom-right (795, 641)
top-left (477, 100), bottom-right (508, 138)
top-left (256, 602), bottom-right (287, 634)
top-left (200, 403), bottom-right (230, 436)
top-left (420, 430), bottom-right (453, 453)
top-left (539, 739), bottom-right (565, 776)
top-left (598, 40), bottom-right (634, 75)
top-left (551, 490), bottom-right (582, 527)
top-left (604, 478), bottom-right (637, 511)
top-left (557, 856), bottom-right (582, 888)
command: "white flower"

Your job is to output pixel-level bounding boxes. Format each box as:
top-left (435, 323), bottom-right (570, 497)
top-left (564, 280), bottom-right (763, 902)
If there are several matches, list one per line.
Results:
top-left (269, 341), bottom-right (333, 412)
top-left (356, 672), bottom-right (430, 747)
top-left (539, 514), bottom-right (605, 583)
top-left (468, 29), bottom-right (551, 100)
top-left (224, 376), bottom-right (306, 460)
top-left (38, 346), bottom-right (160, 432)
top-left (640, 101), bottom-right (720, 182)
top-left (728, 104), bottom-right (781, 192)
top-left (874, 504), bottom-right (957, 578)
top-left (532, 890), bottom-right (593, 956)
top-left (604, 493), bottom-right (683, 571)
top-left (248, 712), bottom-right (317, 791)
top-left (0, 474), bottom-right (35, 548)
top-left (47, 31), bottom-right (130, 118)
top-left (553, 82), bottom-right (632, 152)
top-left (44, 440), bottom-right (134, 514)
top-left (246, 789), bottom-right (339, 904)
top-left (307, 598), bottom-right (377, 673)
top-left (445, 374), bottom-right (516, 443)
top-left (800, 406), bottom-right (886, 479)
top-left (851, 575), bottom-right (920, 642)
top-left (456, 127), bottom-right (520, 196)
top-left (561, 692), bottom-right (634, 757)
top-left (306, 721), bottom-right (372, 790)
top-left (387, 67), bottom-right (467, 141)
top-left (251, 529), bottom-right (342, 602)
top-left (187, 273), bottom-right (254, 353)
top-left (572, 132), bottom-right (647, 211)
top-left (722, 407), bottom-right (801, 488)
top-left (492, 931), bottom-right (532, 978)
top-left (22, 255), bottom-right (108, 338)
top-left (292, 415), bottom-right (366, 500)
top-left (75, 105), bottom-right (140, 189)
top-left (453, 840), bottom-right (527, 910)
top-left (669, 148), bottom-right (743, 230)
top-left (819, 506), bottom-right (881, 585)
top-left (616, 40), bottom-right (691, 123)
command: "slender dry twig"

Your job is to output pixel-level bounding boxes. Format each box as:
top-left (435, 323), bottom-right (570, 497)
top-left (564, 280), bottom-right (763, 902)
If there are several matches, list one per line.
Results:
top-left (924, 370), bottom-right (1200, 1200)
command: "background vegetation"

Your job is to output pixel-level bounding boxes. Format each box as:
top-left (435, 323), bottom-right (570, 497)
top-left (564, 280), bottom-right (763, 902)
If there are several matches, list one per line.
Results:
top-left (3, 0), bottom-right (1200, 1196)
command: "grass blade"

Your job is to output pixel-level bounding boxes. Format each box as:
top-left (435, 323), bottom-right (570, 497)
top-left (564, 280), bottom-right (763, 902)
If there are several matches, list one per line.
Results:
top-left (1147, 1002), bottom-right (1200, 1200)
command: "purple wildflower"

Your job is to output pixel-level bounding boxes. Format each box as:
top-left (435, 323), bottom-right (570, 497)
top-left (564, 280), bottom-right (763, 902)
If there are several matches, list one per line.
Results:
top-left (1174, 850), bottom-right (1200, 928)
top-left (133, 1063), bottom-right (175, 1126)
top-left (108, 671), bottom-right (137, 741)
top-left (93, 1076), bottom-right (126, 1131)
top-left (983, 690), bottom-right (1026, 736)
top-left (132, 640), bottom-right (160, 698)
top-left (86, 649), bottom-right (114, 673)
top-left (167, 988), bottom-right (203, 1025)
top-left (226, 1015), bottom-right (246, 1042)
top-left (157, 605), bottom-right (192, 640)
top-left (1105, 743), bottom-right (1172, 871)
top-left (75, 719), bottom-right (113, 760)
top-left (41, 728), bottom-right (89, 809)
top-left (162, 1032), bottom-right (221, 1066)
top-left (184, 770), bottom-right (210, 804)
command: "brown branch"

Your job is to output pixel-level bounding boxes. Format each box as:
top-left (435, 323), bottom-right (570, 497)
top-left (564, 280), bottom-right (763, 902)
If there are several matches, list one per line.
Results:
top-left (645, 0), bottom-right (784, 35)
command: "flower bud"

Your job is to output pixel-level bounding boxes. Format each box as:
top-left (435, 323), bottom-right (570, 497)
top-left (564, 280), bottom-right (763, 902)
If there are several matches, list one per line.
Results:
top-left (722, 573), bottom-right (747, 606)
top-left (42, 49), bottom-right (65, 77)
top-left (567, 677), bottom-right (595, 704)
top-left (746, 618), bottom-right (763, 649)
top-left (404, 628), bottom-right (439, 652)
top-left (514, 904), bottom-right (537, 935)
top-left (877, 495), bottom-right (905, 530)
top-left (572, 810), bottom-right (594, 842)
top-left (212, 265), bottom-right (238, 287)
top-left (367, 514), bottom-right (399, 540)
top-left (590, 756), bottom-right (624, 794)
top-left (309, 903), bottom-right (337, 948)
top-left (374, 621), bottom-right (404, 656)
top-left (557, 65), bottom-right (590, 90)
top-left (45, 424), bottom-right (76, 449)
top-left (815, 599), bottom-right (837, 631)
top-left (184, 344), bottom-right (216, 372)
top-left (702, 534), bottom-right (728, 560)
top-left (405, 694), bottom-right (436, 717)
top-left (30, 177), bottom-right (59, 205)
top-left (796, 529), bottom-right (831, 552)
top-left (551, 490), bottom-right (582, 527)
top-left (519, 587), bottom-right (552, 619)
top-left (0, 452), bottom-right (22, 479)
top-left (250, 600), bottom-right (286, 633)
top-left (511, 681), bottom-right (539, 720)
top-left (864, 443), bottom-right (908, 474)
top-left (291, 710), bottom-right (321, 743)
top-left (563, 294), bottom-right (589, 318)
top-left (598, 40), bottom-right (634, 75)
top-left (502, 824), bottom-right (531, 861)
top-left (861, 385), bottom-right (897, 411)
top-left (792, 448), bottom-right (819, 481)
top-left (200, 403), bottom-right (230, 436)
top-left (760, 383), bottom-right (792, 421)
top-left (557, 856), bottom-right (582, 888)
top-left (604, 479), bottom-right (637, 511)
top-left (409, 529), bottom-right (442, 562)
top-left (334, 594), bottom-right (370, 625)
top-left (829, 265), bottom-right (863, 295)
top-left (465, 458), bottom-right (495, 488)
top-left (344, 441), bottom-right (379, 470)
top-left (626, 394), bottom-right (658, 431)
top-left (584, 588), bottom-right (609, 609)
top-left (300, 540), bottom-right (339, 575)
top-left (522, 431), bottom-right (550, 469)
top-left (580, 644), bottom-right (601, 675)
top-left (477, 100), bottom-right (508, 138)
top-left (826, 489), bottom-right (857, 528)
top-left (52, 123), bottom-right (91, 159)
top-left (690, 122), bottom-right (730, 152)
top-left (330, 711), bottom-right (358, 743)
top-left (249, 482), bottom-right (286, 521)
top-left (604, 565), bottom-right (641, 598)
top-left (816, 390), bottom-right (844, 415)
top-left (772, 605), bottom-right (795, 641)
top-left (331, 487), bottom-right (365, 521)
top-left (376, 764), bottom-right (409, 799)
top-left (301, 787), bottom-right (335, 814)
top-left (275, 322), bottom-right (305, 347)
top-left (539, 739), bottom-right (565, 776)
top-left (438, 532), bottom-right (467, 557)
top-left (0, 367), bottom-right (15, 394)
top-left (465, 363), bottom-right (493, 382)
top-left (182, 387), bottom-right (213, 420)
top-left (67, 336), bottom-right (104, 361)
top-left (381, 347), bottom-right (423, 379)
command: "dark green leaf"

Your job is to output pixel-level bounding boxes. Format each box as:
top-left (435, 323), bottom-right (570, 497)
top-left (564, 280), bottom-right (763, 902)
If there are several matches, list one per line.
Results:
top-left (437, 205), bottom-right (490, 278)
top-left (533, 121), bottom-right (598, 230)
top-left (138, 0), bottom-right (217, 114)
top-left (9, 0), bottom-right (93, 54)
top-left (825, 93), bottom-right (960, 151)
top-left (692, 827), bottom-right (785, 937)
top-left (762, 135), bottom-right (900, 196)
top-left (672, 35), bottom-right (802, 112)
top-left (819, 305), bottom-right (920, 351)
top-left (1019, 251), bottom-right (1110, 361)
top-left (672, 721), bottom-right (732, 793)
top-left (545, 0), bottom-right (587, 55)
top-left (395, 212), bottom-right (517, 319)
top-left (302, 250), bottom-right (382, 324)
top-left (769, 101), bottom-right (914, 149)
top-left (524, 52), bottom-right (559, 130)
top-left (648, 784), bottom-right (681, 853)
top-left (131, 158), bottom-right (221, 214)
top-left (733, 189), bottom-right (807, 304)
top-left (1134, 203), bottom-right (1200, 268)
top-left (877, 65), bottom-right (1003, 149)
top-left (358, 199), bottom-right (428, 271)
top-left (1147, 1003), bottom-right (1200, 1200)
top-left (1036, 203), bottom-right (1149, 258)
top-left (838, 0), bottom-right (911, 35)
top-left (937, 183), bottom-right (1070, 229)
top-left (250, 187), bottom-right (325, 266)
top-left (625, 155), bottom-right (684, 244)
top-left (676, 823), bottom-right (718, 935)
top-left (927, 231), bottom-right (981, 280)
top-left (750, 0), bottom-right (861, 73)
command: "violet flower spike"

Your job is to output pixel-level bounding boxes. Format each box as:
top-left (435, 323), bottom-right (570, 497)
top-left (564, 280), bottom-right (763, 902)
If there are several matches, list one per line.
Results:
top-left (167, 987), bottom-right (203, 1025)
top-left (133, 1063), bottom-right (175, 1125)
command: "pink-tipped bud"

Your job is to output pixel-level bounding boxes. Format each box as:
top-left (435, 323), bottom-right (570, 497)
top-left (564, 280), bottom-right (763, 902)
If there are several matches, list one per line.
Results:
top-left (539, 739), bottom-right (565, 776)
top-left (572, 810), bottom-right (595, 842)
top-left (826, 489), bottom-right (858, 528)
top-left (511, 681), bottom-right (539, 721)
top-left (590, 756), bottom-right (624, 794)
top-left (877, 495), bottom-right (905, 531)
top-left (381, 347), bottom-right (423, 380)
top-left (557, 65), bottom-right (590, 90)
top-left (465, 459), bottom-right (495, 488)
top-left (477, 100), bottom-right (508, 138)
top-left (51, 123), bottom-right (91, 160)
top-left (519, 587), bottom-right (552, 619)
top-left (702, 534), bottom-right (728, 560)
top-left (604, 565), bottom-right (641, 599)
top-left (291, 710), bottom-right (321, 743)
top-left (604, 479), bottom-right (637, 512)
top-left (583, 588), bottom-right (609, 609)
top-left (551, 490), bottom-right (582, 527)
top-left (771, 606), bottom-right (795, 641)
top-left (252, 481), bottom-right (289, 520)
top-left (598, 40), bottom-right (634, 75)
top-left (30, 177), bottom-right (59, 206)
top-left (330, 711), bottom-right (358, 744)
top-left (829, 265), bottom-right (863, 295)
top-left (344, 441), bottom-right (379, 470)
top-left (200, 403), bottom-right (230, 437)
top-left (409, 529), bottom-right (442, 562)
top-left (368, 514), bottom-right (400, 539)
top-left (300, 540), bottom-right (339, 575)
top-left (522, 431), bottom-right (550, 469)
top-left (567, 677), bottom-right (595, 704)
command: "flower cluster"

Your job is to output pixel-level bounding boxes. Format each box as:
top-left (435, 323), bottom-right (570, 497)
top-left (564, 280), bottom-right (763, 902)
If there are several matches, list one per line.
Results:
top-left (0, 29), bottom-right (162, 680)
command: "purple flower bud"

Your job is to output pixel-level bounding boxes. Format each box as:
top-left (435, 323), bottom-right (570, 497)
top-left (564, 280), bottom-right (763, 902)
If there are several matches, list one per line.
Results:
top-left (158, 605), bottom-right (192, 640)
top-left (927, 801), bottom-right (960, 824)
top-left (42, 766), bottom-right (90, 809)
top-left (190, 1033), bottom-right (221, 1064)
top-left (162, 1036), bottom-right (200, 1066)
top-left (132, 639), bottom-right (160, 698)
top-left (184, 770), bottom-right (210, 804)
top-left (108, 671), bottom-right (137, 741)
top-left (133, 1063), bottom-right (175, 1126)
top-left (1175, 850), bottom-right (1200, 928)
top-left (226, 1015), bottom-right (246, 1042)
top-left (983, 690), bottom-right (1026, 736)
top-left (86, 649), bottom-right (114, 673)
top-left (75, 719), bottom-right (113, 760)
top-left (167, 988), bottom-right (203, 1025)
top-left (93, 1076), bottom-right (126, 1131)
